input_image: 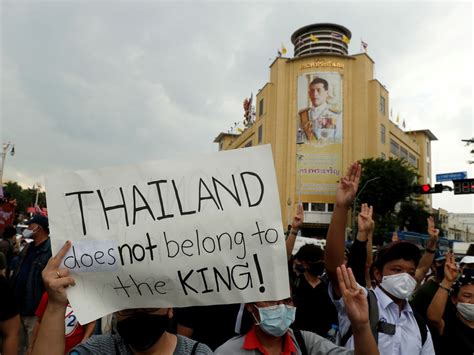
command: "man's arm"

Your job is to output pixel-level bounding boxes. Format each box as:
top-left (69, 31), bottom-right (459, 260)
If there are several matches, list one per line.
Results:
top-left (337, 265), bottom-right (379, 355)
top-left (427, 252), bottom-right (457, 335)
top-left (348, 203), bottom-right (374, 286)
top-left (325, 163), bottom-right (361, 298)
top-left (415, 217), bottom-right (439, 284)
top-left (26, 319), bottom-right (40, 355)
top-left (0, 314), bottom-right (20, 355)
top-left (285, 204), bottom-right (303, 260)
top-left (32, 241), bottom-right (75, 355)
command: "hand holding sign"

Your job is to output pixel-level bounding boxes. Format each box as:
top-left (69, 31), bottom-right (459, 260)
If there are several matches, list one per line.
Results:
top-left (45, 145), bottom-right (289, 324)
top-left (42, 241), bottom-right (76, 307)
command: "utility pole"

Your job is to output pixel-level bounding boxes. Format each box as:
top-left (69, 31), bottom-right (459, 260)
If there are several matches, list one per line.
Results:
top-left (0, 142), bottom-right (15, 186)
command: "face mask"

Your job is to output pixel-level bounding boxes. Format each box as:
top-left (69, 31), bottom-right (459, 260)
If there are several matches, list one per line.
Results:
top-left (308, 261), bottom-right (325, 276)
top-left (117, 313), bottom-right (169, 351)
top-left (254, 304), bottom-right (296, 337)
top-left (22, 229), bottom-right (34, 238)
top-left (380, 272), bottom-right (417, 300)
top-left (294, 264), bottom-right (306, 274)
top-left (456, 303), bottom-right (474, 322)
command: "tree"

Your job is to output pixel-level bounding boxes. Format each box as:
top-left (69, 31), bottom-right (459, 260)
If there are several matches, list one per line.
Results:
top-left (396, 201), bottom-right (431, 234)
top-left (357, 157), bottom-right (418, 244)
top-left (2, 181), bottom-right (46, 215)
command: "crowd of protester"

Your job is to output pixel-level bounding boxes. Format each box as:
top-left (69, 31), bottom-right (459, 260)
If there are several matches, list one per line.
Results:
top-left (0, 162), bottom-right (473, 354)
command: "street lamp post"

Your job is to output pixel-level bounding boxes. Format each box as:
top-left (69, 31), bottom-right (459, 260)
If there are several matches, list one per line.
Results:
top-left (351, 176), bottom-right (381, 240)
top-left (296, 128), bottom-right (305, 204)
top-left (0, 142), bottom-right (15, 186)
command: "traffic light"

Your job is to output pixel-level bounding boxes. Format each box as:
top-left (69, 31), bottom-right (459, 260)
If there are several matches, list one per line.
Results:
top-left (413, 184), bottom-right (443, 194)
top-left (453, 179), bottom-right (474, 195)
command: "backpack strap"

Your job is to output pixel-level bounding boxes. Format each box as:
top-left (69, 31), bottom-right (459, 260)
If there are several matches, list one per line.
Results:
top-left (341, 289), bottom-right (379, 346)
top-left (412, 311), bottom-right (427, 346)
top-left (293, 329), bottom-right (308, 355)
top-left (190, 341), bottom-right (200, 355)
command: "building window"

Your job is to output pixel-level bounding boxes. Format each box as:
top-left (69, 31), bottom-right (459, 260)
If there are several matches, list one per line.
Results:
top-left (408, 153), bottom-right (417, 167)
top-left (245, 141), bottom-right (253, 148)
top-left (327, 203), bottom-right (334, 212)
top-left (390, 139), bottom-right (400, 156)
top-left (259, 98), bottom-right (264, 117)
top-left (379, 96), bottom-right (386, 115)
top-left (400, 147), bottom-right (408, 159)
top-left (380, 124), bottom-right (386, 144)
top-left (302, 203), bottom-right (309, 211)
top-left (258, 125), bottom-right (263, 143)
top-left (311, 203), bottom-right (325, 212)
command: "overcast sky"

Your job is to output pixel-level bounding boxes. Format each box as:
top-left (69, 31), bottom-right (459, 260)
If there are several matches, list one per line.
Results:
top-left (1, 0), bottom-right (473, 214)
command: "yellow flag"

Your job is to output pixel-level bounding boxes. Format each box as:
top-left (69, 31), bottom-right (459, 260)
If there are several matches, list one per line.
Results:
top-left (342, 35), bottom-right (350, 44)
top-left (281, 44), bottom-right (287, 55)
top-left (309, 34), bottom-right (319, 43)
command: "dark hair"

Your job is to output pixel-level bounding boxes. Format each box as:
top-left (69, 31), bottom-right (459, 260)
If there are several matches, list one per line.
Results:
top-left (453, 270), bottom-right (474, 296)
top-left (309, 77), bottom-right (329, 91)
top-left (2, 226), bottom-right (16, 239)
top-left (294, 244), bottom-right (324, 263)
top-left (373, 241), bottom-right (421, 271)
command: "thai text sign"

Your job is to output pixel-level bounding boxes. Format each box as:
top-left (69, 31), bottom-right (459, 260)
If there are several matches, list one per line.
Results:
top-left (45, 145), bottom-right (289, 324)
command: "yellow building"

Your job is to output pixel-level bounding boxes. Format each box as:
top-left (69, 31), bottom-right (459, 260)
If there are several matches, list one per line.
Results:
top-left (214, 23), bottom-right (437, 238)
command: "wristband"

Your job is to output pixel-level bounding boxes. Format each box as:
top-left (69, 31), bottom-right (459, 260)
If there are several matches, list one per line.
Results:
top-left (425, 248), bottom-right (436, 254)
top-left (438, 283), bottom-right (452, 293)
top-left (290, 229), bottom-right (298, 236)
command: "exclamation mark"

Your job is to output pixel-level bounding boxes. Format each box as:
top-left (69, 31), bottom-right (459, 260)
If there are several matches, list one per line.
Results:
top-left (253, 254), bottom-right (265, 293)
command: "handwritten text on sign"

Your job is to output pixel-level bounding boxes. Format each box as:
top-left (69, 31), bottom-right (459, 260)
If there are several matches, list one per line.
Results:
top-left (45, 145), bottom-right (289, 324)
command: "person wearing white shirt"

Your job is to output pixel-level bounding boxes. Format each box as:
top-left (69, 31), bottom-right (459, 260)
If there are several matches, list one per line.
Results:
top-left (324, 162), bottom-right (435, 355)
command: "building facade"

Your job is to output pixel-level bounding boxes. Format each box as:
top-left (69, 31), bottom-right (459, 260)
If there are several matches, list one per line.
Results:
top-left (214, 23), bottom-right (436, 238)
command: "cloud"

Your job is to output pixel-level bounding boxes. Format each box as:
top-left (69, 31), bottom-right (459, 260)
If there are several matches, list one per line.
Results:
top-left (1, 1), bottom-right (472, 213)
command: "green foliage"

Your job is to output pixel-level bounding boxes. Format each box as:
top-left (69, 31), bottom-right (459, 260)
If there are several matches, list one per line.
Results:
top-left (357, 157), bottom-right (419, 244)
top-left (358, 157), bottom-right (418, 216)
top-left (396, 201), bottom-right (431, 234)
top-left (2, 181), bottom-right (46, 215)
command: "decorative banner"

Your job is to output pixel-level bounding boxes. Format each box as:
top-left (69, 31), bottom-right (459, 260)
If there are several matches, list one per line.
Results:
top-left (45, 145), bottom-right (289, 324)
top-left (296, 71), bottom-right (343, 203)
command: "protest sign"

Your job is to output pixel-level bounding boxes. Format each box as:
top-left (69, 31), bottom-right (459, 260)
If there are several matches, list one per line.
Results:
top-left (45, 145), bottom-right (289, 324)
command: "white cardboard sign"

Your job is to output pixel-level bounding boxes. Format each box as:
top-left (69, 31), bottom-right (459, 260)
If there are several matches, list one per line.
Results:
top-left (45, 145), bottom-right (290, 324)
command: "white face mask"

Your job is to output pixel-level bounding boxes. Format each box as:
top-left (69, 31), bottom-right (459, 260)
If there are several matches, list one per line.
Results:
top-left (456, 303), bottom-right (474, 322)
top-left (22, 229), bottom-right (34, 239)
top-left (380, 272), bottom-right (417, 300)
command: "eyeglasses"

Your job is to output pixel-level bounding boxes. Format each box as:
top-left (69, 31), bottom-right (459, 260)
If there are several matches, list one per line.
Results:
top-left (116, 308), bottom-right (159, 316)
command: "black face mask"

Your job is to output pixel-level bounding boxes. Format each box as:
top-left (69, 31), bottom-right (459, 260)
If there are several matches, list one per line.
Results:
top-left (117, 313), bottom-right (169, 351)
top-left (295, 264), bottom-right (306, 273)
top-left (308, 261), bottom-right (325, 276)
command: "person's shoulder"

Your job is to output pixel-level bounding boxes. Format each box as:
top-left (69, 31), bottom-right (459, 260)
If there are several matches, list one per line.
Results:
top-left (296, 330), bottom-right (351, 353)
top-left (69, 334), bottom-right (128, 354)
top-left (175, 334), bottom-right (213, 354)
top-left (214, 335), bottom-right (245, 354)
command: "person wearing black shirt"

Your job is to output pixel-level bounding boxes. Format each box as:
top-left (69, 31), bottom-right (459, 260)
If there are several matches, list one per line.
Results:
top-left (427, 253), bottom-right (474, 355)
top-left (292, 244), bottom-right (338, 338)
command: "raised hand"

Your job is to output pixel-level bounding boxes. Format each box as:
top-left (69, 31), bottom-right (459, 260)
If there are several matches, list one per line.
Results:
top-left (427, 216), bottom-right (440, 240)
top-left (443, 252), bottom-right (458, 285)
top-left (42, 241), bottom-right (76, 306)
top-left (337, 265), bottom-right (368, 329)
top-left (335, 163), bottom-right (361, 209)
top-left (291, 204), bottom-right (304, 231)
top-left (357, 203), bottom-right (374, 235)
